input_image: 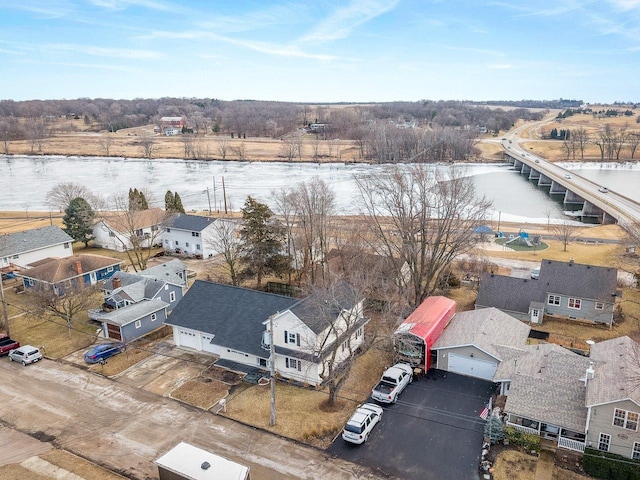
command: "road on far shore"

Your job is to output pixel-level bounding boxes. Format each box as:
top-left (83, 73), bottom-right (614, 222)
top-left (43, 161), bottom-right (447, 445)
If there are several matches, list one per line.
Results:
top-left (0, 358), bottom-right (393, 480)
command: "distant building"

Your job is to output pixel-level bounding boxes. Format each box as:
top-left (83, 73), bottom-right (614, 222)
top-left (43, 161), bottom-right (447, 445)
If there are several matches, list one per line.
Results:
top-left (160, 116), bottom-right (185, 135)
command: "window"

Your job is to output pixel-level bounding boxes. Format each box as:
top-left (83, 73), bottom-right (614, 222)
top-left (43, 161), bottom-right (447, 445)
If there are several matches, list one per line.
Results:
top-left (27, 279), bottom-right (34, 286)
top-left (568, 298), bottom-right (582, 310)
top-left (109, 231), bottom-right (115, 237)
top-left (192, 232), bottom-right (200, 237)
top-left (135, 229), bottom-right (143, 236)
top-left (284, 331), bottom-right (300, 346)
top-left (185, 242), bottom-right (190, 248)
top-left (595, 302), bottom-right (604, 310)
top-left (196, 244), bottom-right (201, 251)
top-left (633, 442), bottom-right (640, 461)
top-left (548, 295), bottom-right (561, 306)
top-left (598, 433), bottom-right (611, 452)
top-left (164, 239), bottom-right (169, 244)
top-left (135, 320), bottom-right (142, 329)
top-left (342, 340), bottom-right (349, 352)
top-left (285, 357), bottom-right (302, 371)
top-left (106, 266), bottom-right (114, 273)
top-left (175, 241), bottom-right (179, 246)
top-left (169, 291), bottom-right (176, 302)
top-left (64, 242), bottom-right (70, 249)
top-left (151, 313), bottom-right (157, 321)
top-left (613, 408), bottom-right (639, 431)
top-left (166, 228), bottom-right (171, 233)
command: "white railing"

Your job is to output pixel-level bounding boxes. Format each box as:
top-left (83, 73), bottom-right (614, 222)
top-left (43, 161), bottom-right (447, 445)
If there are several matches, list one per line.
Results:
top-left (558, 436), bottom-right (586, 453)
top-left (507, 422), bottom-right (538, 435)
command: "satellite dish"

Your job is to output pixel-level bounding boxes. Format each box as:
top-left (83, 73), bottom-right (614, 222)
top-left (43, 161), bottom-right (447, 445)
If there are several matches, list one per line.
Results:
top-left (586, 340), bottom-right (595, 346)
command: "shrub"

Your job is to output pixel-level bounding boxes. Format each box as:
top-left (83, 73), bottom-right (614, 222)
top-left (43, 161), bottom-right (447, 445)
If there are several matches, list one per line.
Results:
top-left (503, 426), bottom-right (541, 454)
top-left (583, 448), bottom-right (640, 480)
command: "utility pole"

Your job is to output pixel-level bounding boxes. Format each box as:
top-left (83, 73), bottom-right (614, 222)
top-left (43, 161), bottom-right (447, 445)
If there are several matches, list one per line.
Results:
top-left (0, 275), bottom-right (10, 337)
top-left (205, 187), bottom-right (212, 215)
top-left (269, 313), bottom-right (276, 427)
top-left (212, 176), bottom-right (217, 214)
top-left (222, 176), bottom-right (228, 214)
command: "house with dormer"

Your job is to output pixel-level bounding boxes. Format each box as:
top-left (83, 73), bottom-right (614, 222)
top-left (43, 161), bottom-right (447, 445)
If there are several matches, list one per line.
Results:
top-left (476, 259), bottom-right (618, 325)
top-left (164, 280), bottom-right (368, 386)
top-left (89, 259), bottom-right (187, 342)
top-left (92, 208), bottom-right (165, 252)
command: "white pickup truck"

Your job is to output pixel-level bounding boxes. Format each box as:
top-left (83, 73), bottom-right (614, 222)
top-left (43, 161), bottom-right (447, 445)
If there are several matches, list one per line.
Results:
top-left (371, 363), bottom-right (413, 403)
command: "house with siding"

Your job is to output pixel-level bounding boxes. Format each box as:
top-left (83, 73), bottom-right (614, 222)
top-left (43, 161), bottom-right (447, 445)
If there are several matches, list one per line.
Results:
top-left (92, 208), bottom-right (165, 252)
top-left (89, 259), bottom-right (187, 341)
top-left (476, 259), bottom-right (618, 325)
top-left (0, 225), bottom-right (73, 270)
top-left (495, 336), bottom-right (640, 460)
top-left (165, 280), bottom-right (368, 386)
top-left (162, 213), bottom-right (236, 258)
top-left (18, 254), bottom-right (123, 295)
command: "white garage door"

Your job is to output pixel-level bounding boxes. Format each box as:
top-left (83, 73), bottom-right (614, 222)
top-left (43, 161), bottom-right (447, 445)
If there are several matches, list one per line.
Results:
top-left (448, 353), bottom-right (497, 381)
top-left (178, 329), bottom-right (198, 349)
top-left (201, 334), bottom-right (220, 355)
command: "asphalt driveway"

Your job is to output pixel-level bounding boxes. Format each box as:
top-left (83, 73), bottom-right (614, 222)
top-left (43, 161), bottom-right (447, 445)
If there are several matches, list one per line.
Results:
top-left (329, 369), bottom-right (496, 480)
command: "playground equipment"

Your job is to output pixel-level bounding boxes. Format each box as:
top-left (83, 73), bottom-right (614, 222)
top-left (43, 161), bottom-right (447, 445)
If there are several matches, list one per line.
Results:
top-left (505, 228), bottom-right (534, 247)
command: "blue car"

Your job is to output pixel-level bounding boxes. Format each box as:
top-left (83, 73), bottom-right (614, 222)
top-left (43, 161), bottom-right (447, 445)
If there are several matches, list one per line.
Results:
top-left (84, 342), bottom-right (125, 364)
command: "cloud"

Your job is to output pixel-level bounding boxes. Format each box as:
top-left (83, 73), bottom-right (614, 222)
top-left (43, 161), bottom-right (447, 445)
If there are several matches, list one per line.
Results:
top-left (607, 0), bottom-right (640, 10)
top-left (301, 0), bottom-right (400, 43)
top-left (89, 0), bottom-right (173, 11)
top-left (46, 43), bottom-right (163, 60)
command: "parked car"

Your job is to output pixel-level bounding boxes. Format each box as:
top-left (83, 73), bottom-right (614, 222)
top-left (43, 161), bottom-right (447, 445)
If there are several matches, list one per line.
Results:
top-left (371, 363), bottom-right (413, 403)
top-left (84, 342), bottom-right (126, 364)
top-left (8, 345), bottom-right (43, 366)
top-left (564, 173), bottom-right (572, 179)
top-left (531, 268), bottom-right (540, 280)
top-left (342, 403), bottom-right (384, 444)
top-left (598, 186), bottom-right (609, 193)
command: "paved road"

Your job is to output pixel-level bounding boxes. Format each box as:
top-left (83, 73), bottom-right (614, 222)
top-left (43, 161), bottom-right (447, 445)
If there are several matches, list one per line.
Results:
top-left (0, 359), bottom-right (391, 480)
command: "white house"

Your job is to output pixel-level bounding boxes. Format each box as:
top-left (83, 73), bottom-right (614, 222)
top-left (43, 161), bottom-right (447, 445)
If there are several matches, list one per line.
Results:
top-left (0, 225), bottom-right (73, 269)
top-left (162, 214), bottom-right (237, 258)
top-left (164, 280), bottom-right (368, 386)
top-left (93, 208), bottom-right (165, 252)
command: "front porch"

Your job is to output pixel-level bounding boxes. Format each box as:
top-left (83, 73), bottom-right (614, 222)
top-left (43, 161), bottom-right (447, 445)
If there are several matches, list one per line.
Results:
top-left (507, 414), bottom-right (586, 453)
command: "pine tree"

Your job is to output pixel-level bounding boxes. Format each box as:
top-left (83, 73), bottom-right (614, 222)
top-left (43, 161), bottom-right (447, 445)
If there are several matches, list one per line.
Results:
top-left (63, 197), bottom-right (95, 247)
top-left (164, 190), bottom-right (174, 212)
top-left (173, 192), bottom-right (185, 213)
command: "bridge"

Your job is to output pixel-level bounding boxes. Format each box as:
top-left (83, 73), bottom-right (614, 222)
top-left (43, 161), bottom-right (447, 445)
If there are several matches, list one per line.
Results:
top-left (501, 134), bottom-right (640, 234)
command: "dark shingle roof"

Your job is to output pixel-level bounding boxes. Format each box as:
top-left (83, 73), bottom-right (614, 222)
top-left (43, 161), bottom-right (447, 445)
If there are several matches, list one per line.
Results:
top-left (476, 259), bottom-right (618, 314)
top-left (165, 213), bottom-right (217, 232)
top-left (19, 254), bottom-right (122, 283)
top-left (290, 281), bottom-right (359, 334)
top-left (0, 226), bottom-right (73, 258)
top-left (165, 280), bottom-right (298, 358)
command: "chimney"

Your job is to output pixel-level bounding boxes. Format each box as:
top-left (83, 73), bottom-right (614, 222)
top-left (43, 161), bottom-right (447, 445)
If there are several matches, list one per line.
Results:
top-left (75, 260), bottom-right (83, 275)
top-left (112, 277), bottom-right (122, 289)
top-left (584, 361), bottom-right (595, 386)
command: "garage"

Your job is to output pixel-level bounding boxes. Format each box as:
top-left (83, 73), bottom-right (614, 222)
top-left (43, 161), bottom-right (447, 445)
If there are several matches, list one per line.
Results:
top-left (178, 329), bottom-right (197, 349)
top-left (448, 353), bottom-right (497, 381)
top-left (201, 334), bottom-right (220, 355)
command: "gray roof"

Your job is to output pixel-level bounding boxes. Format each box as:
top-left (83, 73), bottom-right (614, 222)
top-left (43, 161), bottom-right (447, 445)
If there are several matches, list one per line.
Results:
top-left (0, 226), bottom-right (73, 258)
top-left (105, 271), bottom-right (165, 303)
top-left (165, 280), bottom-right (298, 358)
top-left (94, 298), bottom-right (168, 326)
top-left (504, 348), bottom-right (590, 433)
top-left (290, 281), bottom-right (360, 334)
top-left (494, 343), bottom-right (576, 381)
top-left (586, 336), bottom-right (640, 408)
top-left (476, 259), bottom-right (617, 314)
top-left (432, 308), bottom-right (531, 359)
top-left (165, 213), bottom-right (217, 232)
top-left (140, 259), bottom-right (187, 286)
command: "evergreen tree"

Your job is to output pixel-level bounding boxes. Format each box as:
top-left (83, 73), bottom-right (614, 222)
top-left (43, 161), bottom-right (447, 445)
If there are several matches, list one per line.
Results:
top-left (63, 197), bottom-right (95, 247)
top-left (164, 190), bottom-right (174, 212)
top-left (129, 188), bottom-right (149, 211)
top-left (239, 196), bottom-right (288, 288)
top-left (174, 192), bottom-right (185, 213)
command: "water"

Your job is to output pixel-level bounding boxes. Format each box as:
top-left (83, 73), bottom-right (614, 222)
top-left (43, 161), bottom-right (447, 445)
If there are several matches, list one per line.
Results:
top-left (1, 155), bottom-right (639, 223)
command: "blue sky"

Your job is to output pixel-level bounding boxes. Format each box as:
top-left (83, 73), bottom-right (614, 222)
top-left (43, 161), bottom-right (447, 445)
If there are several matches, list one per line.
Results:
top-left (1, 0), bottom-right (639, 103)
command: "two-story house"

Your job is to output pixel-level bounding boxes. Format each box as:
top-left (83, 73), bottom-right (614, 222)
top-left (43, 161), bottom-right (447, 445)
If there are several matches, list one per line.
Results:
top-left (164, 280), bottom-right (367, 386)
top-left (476, 259), bottom-right (618, 325)
top-left (162, 213), bottom-right (237, 258)
top-left (92, 208), bottom-right (165, 252)
top-left (1, 225), bottom-right (73, 270)
top-left (89, 259), bottom-right (187, 342)
top-left (18, 254), bottom-right (123, 295)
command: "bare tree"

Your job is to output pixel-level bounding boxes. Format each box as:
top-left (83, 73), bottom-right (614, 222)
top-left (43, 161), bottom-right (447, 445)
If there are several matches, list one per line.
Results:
top-left (280, 138), bottom-right (299, 162)
top-left (30, 283), bottom-right (100, 335)
top-left (182, 133), bottom-right (196, 158)
top-left (46, 182), bottom-right (100, 212)
top-left (355, 165), bottom-right (492, 307)
top-left (206, 219), bottom-right (243, 286)
top-left (573, 127), bottom-right (589, 159)
top-left (231, 141), bottom-right (246, 161)
top-left (98, 134), bottom-right (113, 157)
top-left (215, 137), bottom-right (229, 160)
top-left (550, 220), bottom-right (579, 252)
top-left (627, 131), bottom-right (640, 159)
top-left (139, 133), bottom-right (155, 159)
top-left (272, 187), bottom-right (301, 284)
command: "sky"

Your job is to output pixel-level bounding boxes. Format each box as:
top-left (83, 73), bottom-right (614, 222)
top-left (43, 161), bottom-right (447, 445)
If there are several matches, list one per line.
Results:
top-left (1, 0), bottom-right (639, 103)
